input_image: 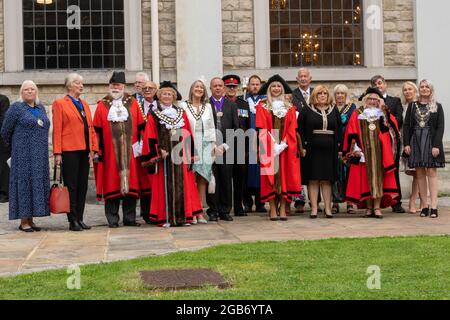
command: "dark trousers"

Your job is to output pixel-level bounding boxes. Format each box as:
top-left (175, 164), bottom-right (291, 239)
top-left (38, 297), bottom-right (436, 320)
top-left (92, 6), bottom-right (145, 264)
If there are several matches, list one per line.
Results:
top-left (243, 187), bottom-right (263, 208)
top-left (0, 152), bottom-right (10, 196)
top-left (232, 164), bottom-right (246, 213)
top-left (140, 195), bottom-right (151, 217)
top-left (105, 196), bottom-right (137, 225)
top-left (62, 150), bottom-right (90, 223)
top-left (206, 164), bottom-right (233, 216)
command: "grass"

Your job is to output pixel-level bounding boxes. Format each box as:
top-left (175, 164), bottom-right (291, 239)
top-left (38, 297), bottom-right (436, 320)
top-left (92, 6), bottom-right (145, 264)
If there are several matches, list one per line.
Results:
top-left (1, 236), bottom-right (450, 300)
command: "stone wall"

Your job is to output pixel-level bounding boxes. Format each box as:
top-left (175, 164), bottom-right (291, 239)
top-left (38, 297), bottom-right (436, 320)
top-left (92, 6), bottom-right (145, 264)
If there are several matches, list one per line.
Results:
top-left (142, 0), bottom-right (152, 70)
top-left (159, 0), bottom-right (176, 71)
top-left (383, 0), bottom-right (416, 66)
top-left (222, 0), bottom-right (255, 69)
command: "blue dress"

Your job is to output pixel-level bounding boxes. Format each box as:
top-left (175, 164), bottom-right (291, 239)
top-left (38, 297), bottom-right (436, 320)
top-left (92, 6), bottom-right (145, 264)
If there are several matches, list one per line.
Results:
top-left (1, 102), bottom-right (51, 220)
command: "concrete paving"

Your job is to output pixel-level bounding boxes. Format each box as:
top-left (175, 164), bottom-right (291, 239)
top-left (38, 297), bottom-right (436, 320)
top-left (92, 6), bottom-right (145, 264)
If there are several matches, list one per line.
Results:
top-left (1, 199), bottom-right (450, 277)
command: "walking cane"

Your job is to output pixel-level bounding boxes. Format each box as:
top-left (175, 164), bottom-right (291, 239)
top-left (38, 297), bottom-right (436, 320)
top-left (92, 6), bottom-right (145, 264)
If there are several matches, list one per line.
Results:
top-left (163, 158), bottom-right (171, 228)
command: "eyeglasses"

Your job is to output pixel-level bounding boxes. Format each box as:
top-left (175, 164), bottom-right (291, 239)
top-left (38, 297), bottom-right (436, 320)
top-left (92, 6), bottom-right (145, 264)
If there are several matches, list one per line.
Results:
top-left (143, 87), bottom-right (157, 91)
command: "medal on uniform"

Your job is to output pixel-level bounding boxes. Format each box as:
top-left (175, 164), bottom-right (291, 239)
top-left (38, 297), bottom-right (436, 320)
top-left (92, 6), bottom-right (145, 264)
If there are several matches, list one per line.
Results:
top-left (37, 119), bottom-right (44, 127)
top-left (369, 123), bottom-right (376, 131)
top-left (419, 121), bottom-right (425, 128)
top-left (217, 112), bottom-right (223, 117)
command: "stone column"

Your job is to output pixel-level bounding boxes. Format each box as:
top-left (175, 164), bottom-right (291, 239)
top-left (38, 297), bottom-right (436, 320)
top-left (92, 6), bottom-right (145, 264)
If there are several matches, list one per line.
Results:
top-left (175, 0), bottom-right (223, 97)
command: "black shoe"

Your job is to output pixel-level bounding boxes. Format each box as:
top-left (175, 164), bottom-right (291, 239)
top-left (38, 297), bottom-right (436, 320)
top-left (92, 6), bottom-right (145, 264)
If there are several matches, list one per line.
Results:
top-left (69, 221), bottom-right (83, 232)
top-left (219, 214), bottom-right (234, 221)
top-left (255, 205), bottom-right (267, 213)
top-left (430, 209), bottom-right (438, 218)
top-left (392, 204), bottom-right (406, 213)
top-left (30, 224), bottom-right (41, 232)
top-left (208, 214), bottom-right (219, 222)
top-left (243, 205), bottom-right (252, 213)
top-left (109, 223), bottom-right (120, 228)
top-left (142, 215), bottom-right (152, 224)
top-left (19, 225), bottom-right (34, 233)
top-left (124, 222), bottom-right (141, 227)
top-left (420, 207), bottom-right (429, 217)
top-left (78, 221), bottom-right (91, 230)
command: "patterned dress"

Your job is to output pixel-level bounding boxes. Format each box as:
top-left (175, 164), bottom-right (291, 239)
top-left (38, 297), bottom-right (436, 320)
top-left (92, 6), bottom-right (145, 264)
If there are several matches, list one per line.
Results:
top-left (1, 102), bottom-right (50, 220)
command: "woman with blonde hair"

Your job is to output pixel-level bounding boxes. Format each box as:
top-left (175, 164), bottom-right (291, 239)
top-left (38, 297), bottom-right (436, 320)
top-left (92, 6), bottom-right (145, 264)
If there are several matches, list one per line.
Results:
top-left (180, 80), bottom-right (216, 224)
top-left (400, 81), bottom-right (421, 213)
top-left (332, 84), bottom-right (357, 214)
top-left (256, 74), bottom-right (302, 221)
top-left (299, 85), bottom-right (341, 218)
top-left (403, 79), bottom-right (445, 218)
top-left (1, 80), bottom-right (50, 232)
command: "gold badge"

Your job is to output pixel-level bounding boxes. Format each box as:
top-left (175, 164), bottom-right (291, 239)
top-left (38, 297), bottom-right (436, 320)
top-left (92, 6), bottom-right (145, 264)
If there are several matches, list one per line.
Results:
top-left (419, 121), bottom-right (426, 128)
top-left (369, 123), bottom-right (376, 131)
top-left (217, 112), bottom-right (224, 117)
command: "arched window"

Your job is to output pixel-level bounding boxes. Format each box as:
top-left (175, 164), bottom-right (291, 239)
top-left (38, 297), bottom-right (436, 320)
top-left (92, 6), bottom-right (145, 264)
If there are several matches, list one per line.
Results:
top-left (269, 0), bottom-right (363, 67)
top-left (23, 0), bottom-right (125, 70)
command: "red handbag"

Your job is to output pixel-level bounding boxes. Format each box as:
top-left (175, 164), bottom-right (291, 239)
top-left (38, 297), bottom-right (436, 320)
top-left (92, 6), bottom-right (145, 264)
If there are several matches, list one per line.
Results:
top-left (49, 164), bottom-right (70, 214)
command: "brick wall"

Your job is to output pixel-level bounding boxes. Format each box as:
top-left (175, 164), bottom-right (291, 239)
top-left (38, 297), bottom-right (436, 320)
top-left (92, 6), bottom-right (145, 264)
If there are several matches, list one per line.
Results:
top-left (142, 0), bottom-right (152, 70)
top-left (383, 0), bottom-right (416, 66)
top-left (222, 0), bottom-right (255, 69)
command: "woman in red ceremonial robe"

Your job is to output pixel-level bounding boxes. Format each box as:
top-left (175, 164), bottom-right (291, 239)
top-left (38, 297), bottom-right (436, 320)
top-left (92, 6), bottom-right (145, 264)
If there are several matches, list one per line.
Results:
top-left (256, 74), bottom-right (302, 221)
top-left (141, 81), bottom-right (203, 226)
top-left (344, 87), bottom-right (400, 219)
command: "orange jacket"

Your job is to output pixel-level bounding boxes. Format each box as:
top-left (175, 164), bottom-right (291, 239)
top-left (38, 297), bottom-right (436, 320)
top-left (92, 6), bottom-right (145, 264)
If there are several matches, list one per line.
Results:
top-left (52, 96), bottom-right (98, 154)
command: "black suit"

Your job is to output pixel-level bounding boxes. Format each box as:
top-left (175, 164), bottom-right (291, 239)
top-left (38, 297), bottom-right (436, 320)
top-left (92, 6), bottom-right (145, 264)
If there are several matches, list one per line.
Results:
top-left (384, 94), bottom-right (404, 207)
top-left (229, 96), bottom-right (251, 214)
top-left (0, 95), bottom-right (11, 197)
top-left (292, 87), bottom-right (314, 111)
top-left (206, 97), bottom-right (239, 217)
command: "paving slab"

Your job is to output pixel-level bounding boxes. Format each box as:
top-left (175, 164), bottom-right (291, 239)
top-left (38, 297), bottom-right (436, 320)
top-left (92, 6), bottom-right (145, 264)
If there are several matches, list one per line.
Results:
top-left (1, 201), bottom-right (450, 276)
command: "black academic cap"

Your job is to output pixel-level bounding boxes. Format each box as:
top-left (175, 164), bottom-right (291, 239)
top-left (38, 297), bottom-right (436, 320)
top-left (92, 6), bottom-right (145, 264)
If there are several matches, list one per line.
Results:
top-left (257, 74), bottom-right (292, 95)
top-left (159, 81), bottom-right (182, 101)
top-left (109, 71), bottom-right (126, 84)
top-left (358, 86), bottom-right (385, 101)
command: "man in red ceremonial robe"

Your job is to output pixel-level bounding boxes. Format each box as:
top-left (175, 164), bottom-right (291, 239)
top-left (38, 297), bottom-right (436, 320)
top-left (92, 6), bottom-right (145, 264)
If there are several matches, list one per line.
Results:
top-left (141, 81), bottom-right (203, 226)
top-left (93, 71), bottom-right (146, 228)
top-left (255, 74), bottom-right (302, 221)
top-left (344, 87), bottom-right (400, 218)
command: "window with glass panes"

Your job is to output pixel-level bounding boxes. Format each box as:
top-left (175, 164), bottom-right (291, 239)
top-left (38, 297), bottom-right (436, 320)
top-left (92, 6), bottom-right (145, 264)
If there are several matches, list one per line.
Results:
top-left (270, 0), bottom-right (363, 67)
top-left (23, 0), bottom-right (125, 70)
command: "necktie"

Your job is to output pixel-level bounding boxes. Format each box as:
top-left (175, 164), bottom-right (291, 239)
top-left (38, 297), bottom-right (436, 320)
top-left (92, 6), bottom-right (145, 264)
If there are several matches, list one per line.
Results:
top-left (303, 91), bottom-right (310, 104)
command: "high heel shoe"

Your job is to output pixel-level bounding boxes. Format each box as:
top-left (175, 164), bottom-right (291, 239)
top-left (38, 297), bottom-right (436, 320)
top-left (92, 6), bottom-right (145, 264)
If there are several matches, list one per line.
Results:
top-left (420, 207), bottom-right (429, 217)
top-left (430, 208), bottom-right (438, 218)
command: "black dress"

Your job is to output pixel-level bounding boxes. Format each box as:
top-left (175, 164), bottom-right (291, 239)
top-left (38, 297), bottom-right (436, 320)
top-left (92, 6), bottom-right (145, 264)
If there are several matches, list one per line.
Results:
top-left (404, 102), bottom-right (445, 168)
top-left (299, 105), bottom-right (342, 183)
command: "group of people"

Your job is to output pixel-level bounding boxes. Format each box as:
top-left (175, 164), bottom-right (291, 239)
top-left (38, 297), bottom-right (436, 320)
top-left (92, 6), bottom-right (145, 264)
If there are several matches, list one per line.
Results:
top-left (0, 67), bottom-right (445, 233)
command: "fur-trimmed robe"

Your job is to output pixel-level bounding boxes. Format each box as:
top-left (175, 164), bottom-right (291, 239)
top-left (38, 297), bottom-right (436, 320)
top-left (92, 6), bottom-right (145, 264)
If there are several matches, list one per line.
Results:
top-left (343, 107), bottom-right (399, 208)
top-left (256, 101), bottom-right (302, 203)
top-left (141, 104), bottom-right (203, 226)
top-left (93, 94), bottom-right (145, 200)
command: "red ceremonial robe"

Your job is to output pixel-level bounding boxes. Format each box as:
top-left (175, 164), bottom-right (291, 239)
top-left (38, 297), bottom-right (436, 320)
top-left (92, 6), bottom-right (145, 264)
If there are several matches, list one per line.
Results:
top-left (343, 108), bottom-right (399, 208)
top-left (256, 102), bottom-right (302, 202)
top-left (93, 94), bottom-right (145, 201)
top-left (141, 106), bottom-right (203, 226)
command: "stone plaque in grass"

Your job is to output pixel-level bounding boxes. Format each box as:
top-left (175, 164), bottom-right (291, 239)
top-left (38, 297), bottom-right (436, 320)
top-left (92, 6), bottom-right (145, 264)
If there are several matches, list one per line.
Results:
top-left (140, 269), bottom-right (230, 290)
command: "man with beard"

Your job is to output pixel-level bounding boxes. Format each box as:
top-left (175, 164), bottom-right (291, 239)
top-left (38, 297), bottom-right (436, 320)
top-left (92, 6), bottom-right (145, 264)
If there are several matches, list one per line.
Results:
top-left (93, 71), bottom-right (146, 228)
top-left (241, 75), bottom-right (267, 213)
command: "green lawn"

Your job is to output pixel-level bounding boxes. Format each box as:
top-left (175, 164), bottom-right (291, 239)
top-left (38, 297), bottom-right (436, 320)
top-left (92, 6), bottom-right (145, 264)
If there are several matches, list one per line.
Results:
top-left (1, 236), bottom-right (450, 300)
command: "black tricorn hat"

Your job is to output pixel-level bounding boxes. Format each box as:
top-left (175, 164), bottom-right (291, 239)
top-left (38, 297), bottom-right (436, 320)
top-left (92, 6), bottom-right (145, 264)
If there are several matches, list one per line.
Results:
top-left (358, 86), bottom-right (385, 101)
top-left (109, 71), bottom-right (126, 84)
top-left (258, 74), bottom-right (292, 95)
top-left (159, 81), bottom-right (182, 101)
top-left (222, 74), bottom-right (241, 86)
